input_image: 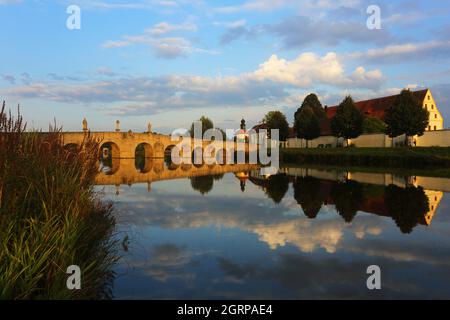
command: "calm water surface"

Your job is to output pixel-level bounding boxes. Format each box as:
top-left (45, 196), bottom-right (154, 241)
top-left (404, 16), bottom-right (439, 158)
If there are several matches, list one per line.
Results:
top-left (96, 159), bottom-right (450, 299)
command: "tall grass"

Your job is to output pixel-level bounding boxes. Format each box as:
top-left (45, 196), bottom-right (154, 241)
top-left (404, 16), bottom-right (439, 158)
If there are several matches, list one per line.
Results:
top-left (0, 101), bottom-right (117, 299)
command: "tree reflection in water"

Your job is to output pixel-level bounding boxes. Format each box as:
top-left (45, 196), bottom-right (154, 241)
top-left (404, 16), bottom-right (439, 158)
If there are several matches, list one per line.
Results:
top-left (190, 175), bottom-right (214, 195)
top-left (247, 172), bottom-right (432, 233)
top-left (331, 180), bottom-right (364, 223)
top-left (189, 173), bottom-right (225, 195)
top-left (264, 174), bottom-right (290, 204)
top-left (385, 185), bottom-right (430, 234)
top-left (293, 176), bottom-right (324, 219)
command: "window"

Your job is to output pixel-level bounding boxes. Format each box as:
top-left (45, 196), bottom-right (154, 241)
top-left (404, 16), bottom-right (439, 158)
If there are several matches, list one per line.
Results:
top-left (428, 95), bottom-right (431, 100)
top-left (428, 126), bottom-right (431, 130)
top-left (434, 126), bottom-right (437, 131)
top-left (425, 104), bottom-right (427, 110)
top-left (435, 114), bottom-right (438, 119)
top-left (432, 105), bottom-right (434, 109)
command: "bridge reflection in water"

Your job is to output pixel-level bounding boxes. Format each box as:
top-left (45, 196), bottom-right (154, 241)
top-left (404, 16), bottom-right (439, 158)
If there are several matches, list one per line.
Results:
top-left (96, 157), bottom-right (259, 192)
top-left (96, 157), bottom-right (448, 234)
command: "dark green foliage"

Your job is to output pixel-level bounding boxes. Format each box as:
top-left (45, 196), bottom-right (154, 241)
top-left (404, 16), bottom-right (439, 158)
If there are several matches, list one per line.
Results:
top-left (264, 174), bottom-right (290, 204)
top-left (281, 147), bottom-right (450, 168)
top-left (331, 96), bottom-right (364, 141)
top-left (331, 180), bottom-right (364, 223)
top-left (294, 106), bottom-right (321, 144)
top-left (385, 89), bottom-right (429, 138)
top-left (296, 93), bottom-right (326, 119)
top-left (293, 176), bottom-right (324, 219)
top-left (385, 185), bottom-right (429, 234)
top-left (190, 175), bottom-right (214, 195)
top-left (263, 111), bottom-right (290, 141)
top-left (362, 116), bottom-right (387, 134)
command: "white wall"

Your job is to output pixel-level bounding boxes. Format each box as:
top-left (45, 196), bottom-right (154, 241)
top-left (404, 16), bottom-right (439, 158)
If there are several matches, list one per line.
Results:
top-left (286, 130), bottom-right (450, 148)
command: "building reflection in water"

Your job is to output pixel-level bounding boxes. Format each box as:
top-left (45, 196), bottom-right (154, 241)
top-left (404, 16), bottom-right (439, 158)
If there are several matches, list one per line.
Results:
top-left (97, 157), bottom-right (445, 234)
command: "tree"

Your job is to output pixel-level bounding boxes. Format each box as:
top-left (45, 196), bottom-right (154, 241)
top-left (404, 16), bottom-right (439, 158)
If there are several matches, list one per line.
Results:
top-left (293, 94), bottom-right (325, 147)
top-left (263, 111), bottom-right (290, 141)
top-left (189, 116), bottom-right (214, 138)
top-left (330, 96), bottom-right (364, 146)
top-left (384, 89), bottom-right (429, 146)
top-left (294, 106), bottom-right (321, 148)
top-left (362, 116), bottom-right (387, 134)
top-left (296, 93), bottom-right (326, 119)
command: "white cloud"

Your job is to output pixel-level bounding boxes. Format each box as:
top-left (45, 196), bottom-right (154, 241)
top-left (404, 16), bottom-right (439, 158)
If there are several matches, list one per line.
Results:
top-left (102, 21), bottom-right (215, 59)
top-left (348, 40), bottom-right (450, 63)
top-left (251, 52), bottom-right (383, 89)
top-left (1, 52), bottom-right (384, 115)
top-left (147, 21), bottom-right (197, 35)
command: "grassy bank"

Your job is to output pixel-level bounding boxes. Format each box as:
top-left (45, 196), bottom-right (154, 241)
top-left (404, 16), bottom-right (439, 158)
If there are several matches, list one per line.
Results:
top-left (281, 147), bottom-right (450, 169)
top-left (0, 103), bottom-right (117, 299)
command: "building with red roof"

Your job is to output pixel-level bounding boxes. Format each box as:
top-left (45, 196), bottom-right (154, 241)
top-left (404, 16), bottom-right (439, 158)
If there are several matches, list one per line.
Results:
top-left (314, 89), bottom-right (443, 136)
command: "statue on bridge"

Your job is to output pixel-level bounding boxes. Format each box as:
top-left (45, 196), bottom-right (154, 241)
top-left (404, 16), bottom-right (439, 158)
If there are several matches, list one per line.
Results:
top-left (147, 122), bottom-right (152, 134)
top-left (115, 120), bottom-right (120, 132)
top-left (82, 118), bottom-right (88, 132)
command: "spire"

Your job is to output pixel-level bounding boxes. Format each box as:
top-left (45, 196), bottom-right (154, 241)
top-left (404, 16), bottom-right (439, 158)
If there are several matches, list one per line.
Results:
top-left (240, 118), bottom-right (246, 130)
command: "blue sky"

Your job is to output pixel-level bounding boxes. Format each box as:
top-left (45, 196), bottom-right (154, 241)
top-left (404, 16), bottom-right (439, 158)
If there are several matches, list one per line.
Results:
top-left (1, 0), bottom-right (450, 133)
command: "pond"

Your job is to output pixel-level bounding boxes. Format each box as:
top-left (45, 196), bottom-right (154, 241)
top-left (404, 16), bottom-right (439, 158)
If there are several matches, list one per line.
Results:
top-left (96, 158), bottom-right (450, 299)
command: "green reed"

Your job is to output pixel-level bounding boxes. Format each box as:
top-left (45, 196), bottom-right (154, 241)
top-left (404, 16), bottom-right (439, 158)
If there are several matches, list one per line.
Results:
top-left (0, 101), bottom-right (117, 299)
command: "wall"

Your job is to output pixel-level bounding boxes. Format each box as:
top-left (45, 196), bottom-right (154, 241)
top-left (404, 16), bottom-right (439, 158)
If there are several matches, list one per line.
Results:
top-left (286, 130), bottom-right (450, 148)
top-left (424, 90), bottom-right (444, 131)
top-left (416, 129), bottom-right (450, 147)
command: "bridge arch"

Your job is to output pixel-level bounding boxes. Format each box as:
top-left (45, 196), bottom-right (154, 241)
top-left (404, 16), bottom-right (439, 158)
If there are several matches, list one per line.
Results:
top-left (135, 142), bottom-right (153, 158)
top-left (99, 141), bottom-right (120, 159)
top-left (135, 157), bottom-right (153, 173)
top-left (164, 144), bottom-right (180, 170)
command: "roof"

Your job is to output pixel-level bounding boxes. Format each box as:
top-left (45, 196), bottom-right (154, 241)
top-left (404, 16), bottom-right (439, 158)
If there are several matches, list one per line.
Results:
top-left (316, 89), bottom-right (429, 136)
top-left (252, 123), bottom-right (268, 132)
top-left (325, 89), bottom-right (428, 120)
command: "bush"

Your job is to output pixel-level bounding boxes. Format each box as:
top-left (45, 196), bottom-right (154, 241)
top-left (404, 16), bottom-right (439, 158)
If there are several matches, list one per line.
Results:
top-left (0, 102), bottom-right (117, 299)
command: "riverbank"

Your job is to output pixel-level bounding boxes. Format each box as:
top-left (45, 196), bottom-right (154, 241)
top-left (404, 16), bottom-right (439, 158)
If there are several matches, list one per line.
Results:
top-left (280, 147), bottom-right (450, 169)
top-left (0, 105), bottom-right (117, 299)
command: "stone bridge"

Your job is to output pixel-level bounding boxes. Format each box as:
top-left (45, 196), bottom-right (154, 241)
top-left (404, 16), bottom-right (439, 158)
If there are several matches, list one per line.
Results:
top-left (62, 131), bottom-right (258, 161)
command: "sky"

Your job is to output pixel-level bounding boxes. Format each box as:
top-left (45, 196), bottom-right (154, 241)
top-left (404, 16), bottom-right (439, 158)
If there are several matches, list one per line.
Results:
top-left (1, 0), bottom-right (450, 133)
